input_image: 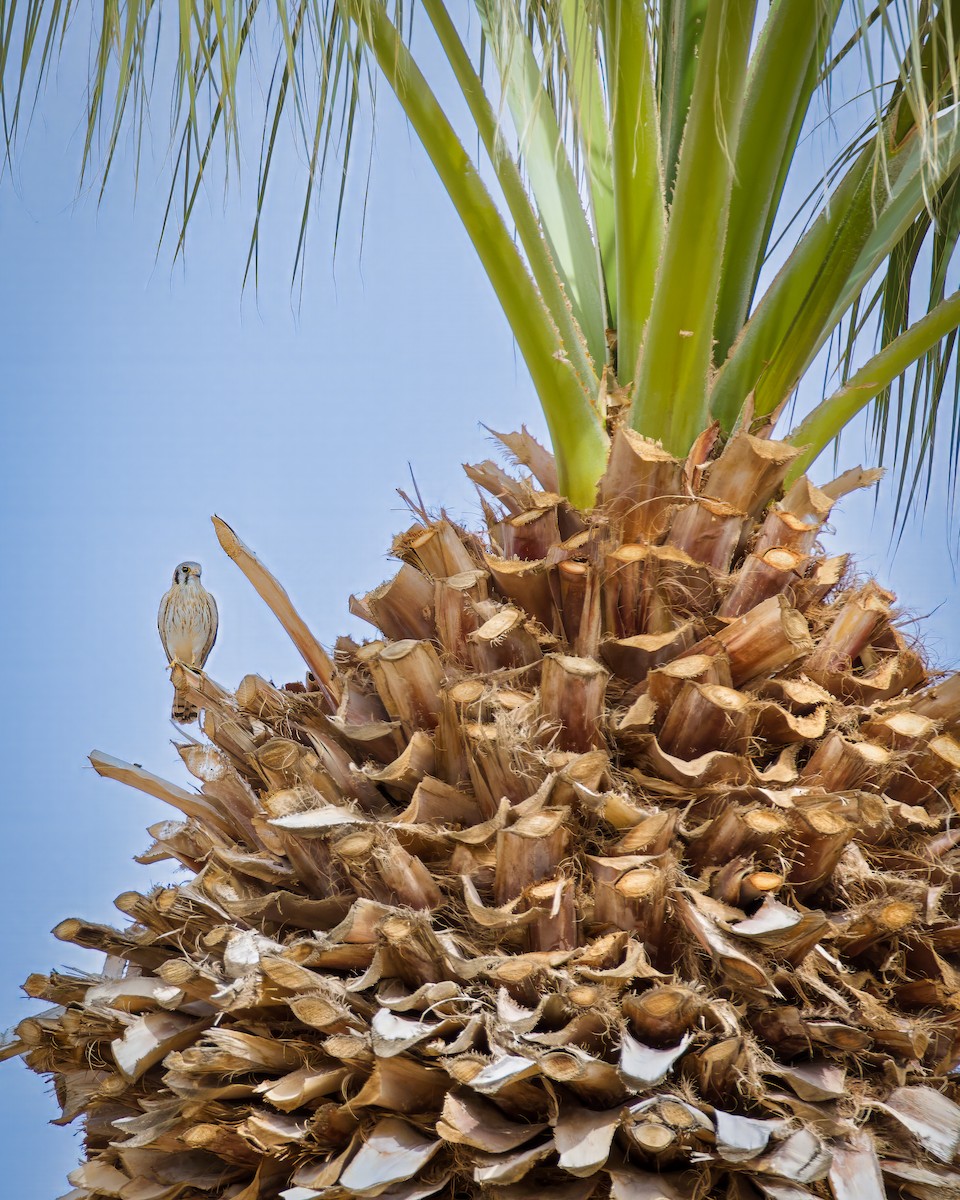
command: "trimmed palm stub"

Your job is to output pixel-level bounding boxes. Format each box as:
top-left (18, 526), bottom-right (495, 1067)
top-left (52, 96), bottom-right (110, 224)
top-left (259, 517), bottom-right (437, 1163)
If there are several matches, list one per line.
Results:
top-left (8, 430), bottom-right (960, 1200)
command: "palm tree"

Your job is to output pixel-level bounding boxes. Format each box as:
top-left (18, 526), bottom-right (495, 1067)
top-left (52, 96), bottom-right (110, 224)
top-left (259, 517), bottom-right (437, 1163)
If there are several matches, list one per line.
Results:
top-left (3, 2), bottom-right (960, 1197)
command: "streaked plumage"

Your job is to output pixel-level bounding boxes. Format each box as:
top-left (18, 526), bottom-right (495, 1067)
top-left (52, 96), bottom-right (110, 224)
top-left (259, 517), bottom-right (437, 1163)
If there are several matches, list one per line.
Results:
top-left (158, 561), bottom-right (218, 723)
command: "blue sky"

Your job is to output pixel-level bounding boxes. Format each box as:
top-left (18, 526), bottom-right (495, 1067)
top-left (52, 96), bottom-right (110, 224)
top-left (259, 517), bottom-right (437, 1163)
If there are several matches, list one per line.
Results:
top-left (1, 15), bottom-right (958, 1196)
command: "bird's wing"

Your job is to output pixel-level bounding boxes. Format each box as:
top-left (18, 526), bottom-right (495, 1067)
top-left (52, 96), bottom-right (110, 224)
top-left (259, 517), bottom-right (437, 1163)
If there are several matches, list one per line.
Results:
top-left (197, 589), bottom-right (219, 667)
top-left (157, 587), bottom-right (175, 659)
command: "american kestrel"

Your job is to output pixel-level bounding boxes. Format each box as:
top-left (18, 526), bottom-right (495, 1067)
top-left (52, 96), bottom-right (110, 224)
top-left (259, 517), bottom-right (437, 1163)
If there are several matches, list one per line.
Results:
top-left (158, 561), bottom-right (219, 723)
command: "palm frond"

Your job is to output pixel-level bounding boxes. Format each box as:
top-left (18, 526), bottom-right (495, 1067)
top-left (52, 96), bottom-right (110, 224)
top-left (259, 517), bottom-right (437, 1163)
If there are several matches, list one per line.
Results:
top-left (630, 0), bottom-right (758, 453)
top-left (602, 0), bottom-right (664, 385)
top-left (3, 0), bottom-right (960, 517)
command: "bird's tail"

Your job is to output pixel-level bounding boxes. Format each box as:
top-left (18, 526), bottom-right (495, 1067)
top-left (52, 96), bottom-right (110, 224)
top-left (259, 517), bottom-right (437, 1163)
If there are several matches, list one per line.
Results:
top-left (171, 688), bottom-right (199, 724)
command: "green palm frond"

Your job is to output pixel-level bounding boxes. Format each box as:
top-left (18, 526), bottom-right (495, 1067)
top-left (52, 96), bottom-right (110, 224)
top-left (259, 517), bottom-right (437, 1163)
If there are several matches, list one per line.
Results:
top-left (2, 0), bottom-right (959, 514)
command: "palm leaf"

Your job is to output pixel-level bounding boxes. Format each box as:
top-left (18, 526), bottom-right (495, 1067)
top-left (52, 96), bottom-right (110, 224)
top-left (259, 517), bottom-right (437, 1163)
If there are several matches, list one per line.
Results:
top-left (3, 0), bottom-right (960, 519)
top-left (630, 0), bottom-right (758, 452)
top-left (602, 0), bottom-right (664, 386)
top-left (474, 0), bottom-right (605, 367)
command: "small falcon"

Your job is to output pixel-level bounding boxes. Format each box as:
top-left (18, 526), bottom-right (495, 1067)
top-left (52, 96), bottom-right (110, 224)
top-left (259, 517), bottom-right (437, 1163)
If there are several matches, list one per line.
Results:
top-left (158, 561), bottom-right (219, 723)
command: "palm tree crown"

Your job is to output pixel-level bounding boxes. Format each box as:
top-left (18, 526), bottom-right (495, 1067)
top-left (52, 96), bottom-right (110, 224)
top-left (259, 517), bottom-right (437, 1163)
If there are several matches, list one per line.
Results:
top-left (5, 6), bottom-right (960, 1200)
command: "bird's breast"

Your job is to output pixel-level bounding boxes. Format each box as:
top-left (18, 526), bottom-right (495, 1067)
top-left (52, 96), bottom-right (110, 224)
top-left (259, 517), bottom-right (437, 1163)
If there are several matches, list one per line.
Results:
top-left (161, 589), bottom-right (213, 666)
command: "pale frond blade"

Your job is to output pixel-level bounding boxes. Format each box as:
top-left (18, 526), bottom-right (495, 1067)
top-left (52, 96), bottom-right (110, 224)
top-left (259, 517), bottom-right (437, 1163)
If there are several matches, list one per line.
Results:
top-left (423, 0), bottom-right (598, 391)
top-left (602, 0), bottom-right (664, 386)
top-left (631, 0), bottom-right (758, 453)
top-left (762, 108), bottom-right (960, 424)
top-left (713, 0), bottom-right (845, 364)
top-left (558, 0), bottom-right (615, 331)
top-left (713, 1), bottom-right (960, 434)
top-left (825, 111), bottom-right (960, 338)
top-left (656, 0), bottom-right (707, 202)
top-left (711, 103), bottom-right (960, 432)
top-left (349, 0), bottom-right (607, 505)
top-left (473, 0), bottom-right (605, 368)
top-left (710, 138), bottom-right (876, 430)
top-left (788, 289), bottom-right (960, 477)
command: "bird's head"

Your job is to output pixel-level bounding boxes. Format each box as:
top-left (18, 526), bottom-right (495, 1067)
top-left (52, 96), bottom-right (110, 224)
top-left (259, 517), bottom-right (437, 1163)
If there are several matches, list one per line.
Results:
top-left (174, 561), bottom-right (202, 585)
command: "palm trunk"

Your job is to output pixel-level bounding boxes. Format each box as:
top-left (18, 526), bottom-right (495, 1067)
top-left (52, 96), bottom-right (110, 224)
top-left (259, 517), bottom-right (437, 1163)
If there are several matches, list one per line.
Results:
top-left (6, 428), bottom-right (960, 1199)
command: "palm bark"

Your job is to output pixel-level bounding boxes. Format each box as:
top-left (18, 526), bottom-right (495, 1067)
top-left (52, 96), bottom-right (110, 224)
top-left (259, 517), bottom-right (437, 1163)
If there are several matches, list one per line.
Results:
top-left (6, 429), bottom-right (960, 1199)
